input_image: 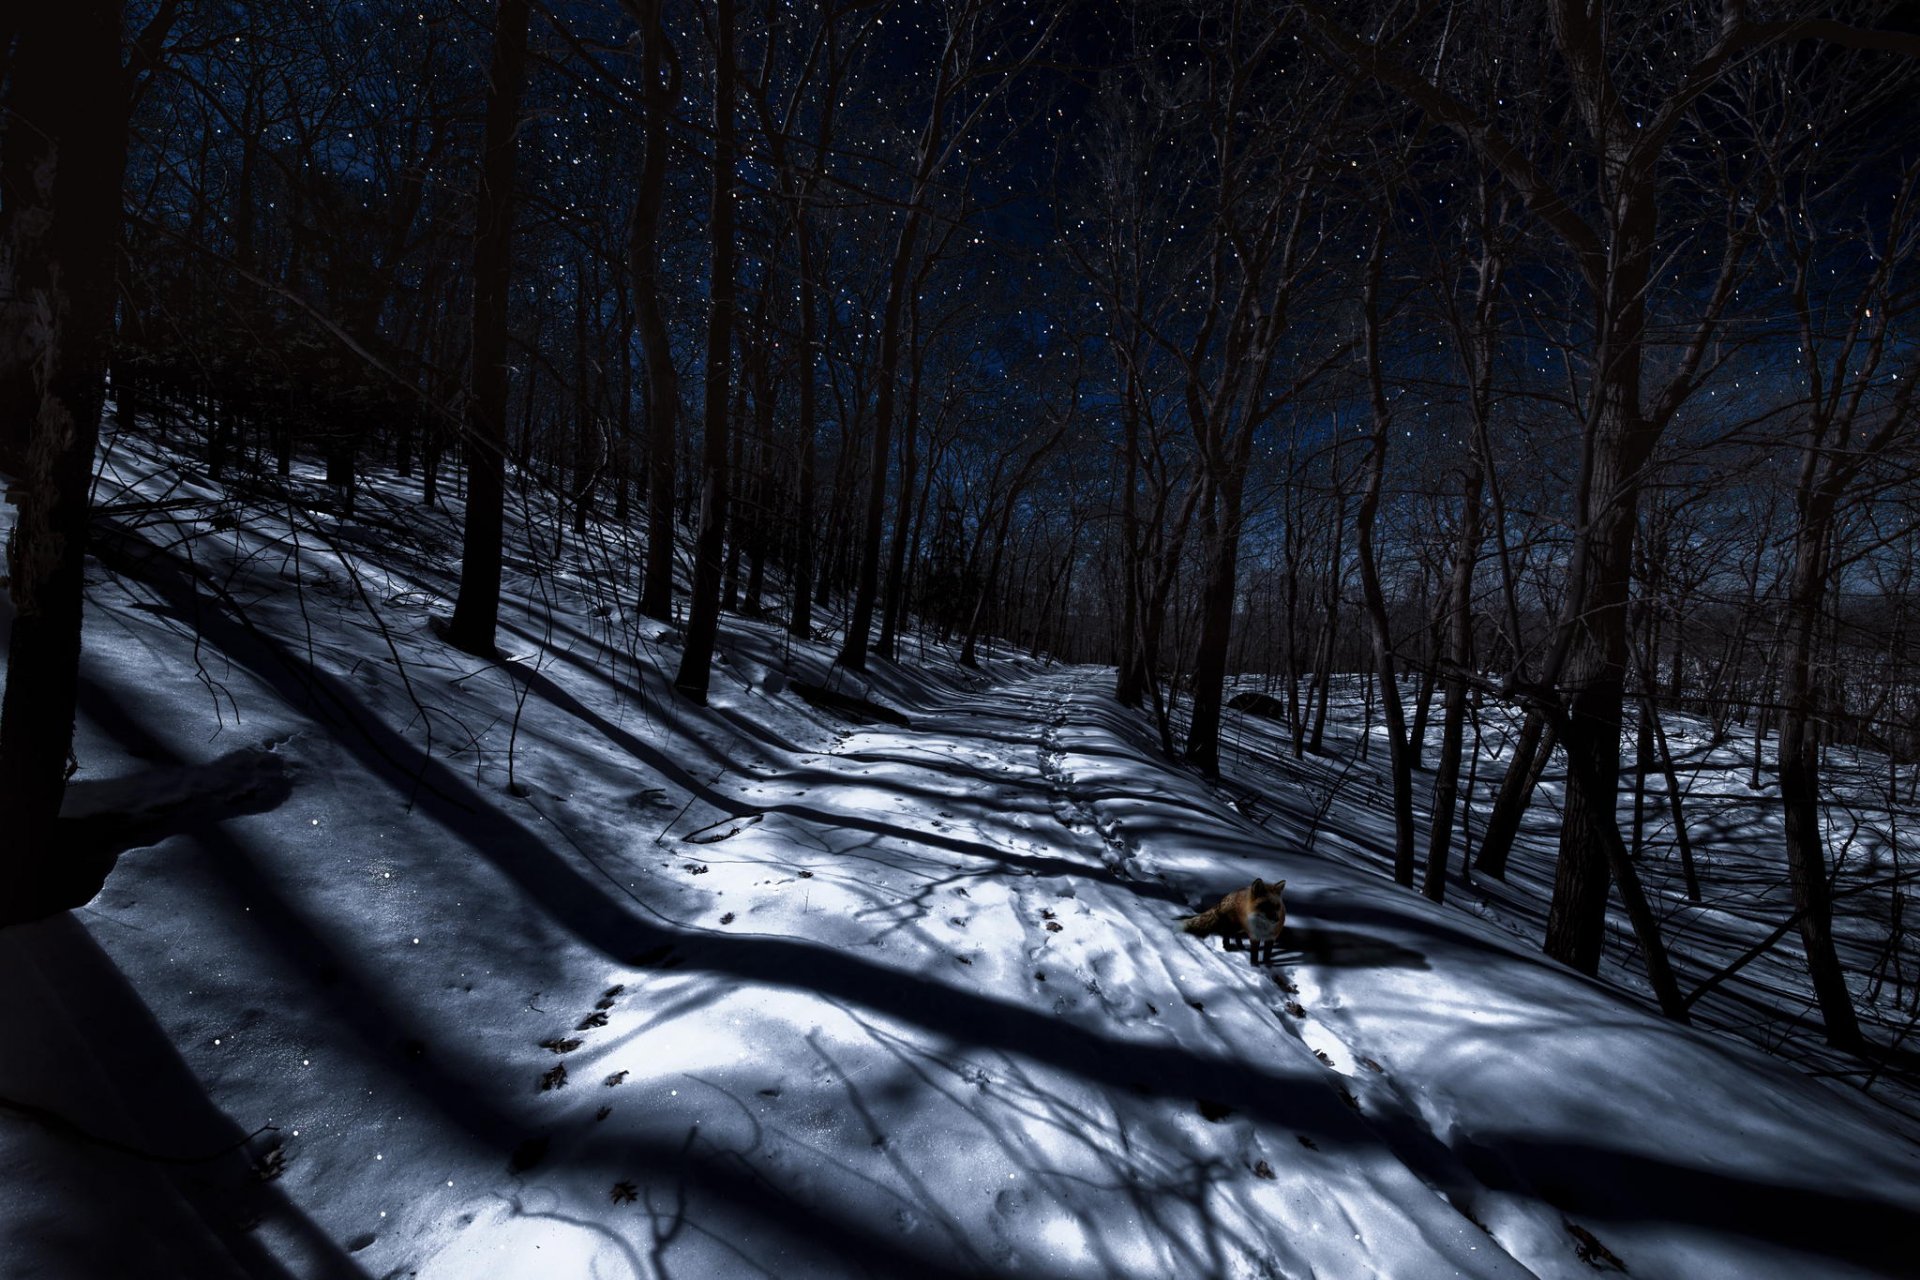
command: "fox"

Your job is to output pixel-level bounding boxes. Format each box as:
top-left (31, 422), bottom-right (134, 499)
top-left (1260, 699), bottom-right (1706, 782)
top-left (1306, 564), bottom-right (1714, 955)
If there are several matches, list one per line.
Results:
top-left (1177, 878), bottom-right (1286, 967)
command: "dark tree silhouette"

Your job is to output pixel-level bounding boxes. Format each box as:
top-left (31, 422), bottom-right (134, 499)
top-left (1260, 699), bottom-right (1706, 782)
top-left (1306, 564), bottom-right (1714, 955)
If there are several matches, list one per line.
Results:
top-left (445, 0), bottom-right (531, 658)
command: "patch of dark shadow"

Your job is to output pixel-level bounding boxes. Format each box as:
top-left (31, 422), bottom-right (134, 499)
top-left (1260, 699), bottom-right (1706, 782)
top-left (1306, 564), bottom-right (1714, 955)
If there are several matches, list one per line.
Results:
top-left (1455, 1133), bottom-right (1920, 1276)
top-left (1226, 691), bottom-right (1289, 720)
top-left (791, 680), bottom-right (911, 728)
top-left (628, 944), bottom-right (683, 969)
top-left (508, 1134), bottom-right (550, 1174)
top-left (1276, 926), bottom-right (1429, 971)
top-left (1197, 1098), bottom-right (1234, 1121)
top-left (5, 917), bottom-right (367, 1279)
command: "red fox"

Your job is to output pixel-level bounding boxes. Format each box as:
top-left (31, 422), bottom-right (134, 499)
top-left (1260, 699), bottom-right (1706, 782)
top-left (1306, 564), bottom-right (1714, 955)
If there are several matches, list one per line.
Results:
top-left (1177, 879), bottom-right (1286, 966)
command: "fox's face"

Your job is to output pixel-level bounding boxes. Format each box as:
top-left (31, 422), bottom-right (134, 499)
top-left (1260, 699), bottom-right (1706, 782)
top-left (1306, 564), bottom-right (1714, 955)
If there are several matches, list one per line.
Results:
top-left (1245, 878), bottom-right (1286, 938)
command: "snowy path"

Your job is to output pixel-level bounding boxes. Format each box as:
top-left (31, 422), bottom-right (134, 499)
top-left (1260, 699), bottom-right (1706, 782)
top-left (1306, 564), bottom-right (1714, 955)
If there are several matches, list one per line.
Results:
top-left (400, 667), bottom-right (1512, 1278)
top-left (409, 664), bottom-right (1918, 1279)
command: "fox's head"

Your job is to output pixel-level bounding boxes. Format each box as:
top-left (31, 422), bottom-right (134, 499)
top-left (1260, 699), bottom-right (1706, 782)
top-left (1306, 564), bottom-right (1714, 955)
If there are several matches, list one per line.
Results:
top-left (1248, 878), bottom-right (1286, 920)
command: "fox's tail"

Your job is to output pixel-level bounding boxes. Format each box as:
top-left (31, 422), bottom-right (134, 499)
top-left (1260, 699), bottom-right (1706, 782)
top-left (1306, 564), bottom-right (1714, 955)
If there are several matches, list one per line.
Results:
top-left (1176, 906), bottom-right (1220, 935)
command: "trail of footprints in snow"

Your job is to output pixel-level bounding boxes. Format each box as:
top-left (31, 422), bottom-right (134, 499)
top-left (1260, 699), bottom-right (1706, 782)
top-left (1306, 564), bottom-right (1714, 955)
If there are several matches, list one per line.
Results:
top-left (1036, 699), bottom-right (1143, 881)
top-left (527, 959), bottom-right (745, 1208)
top-left (511, 974), bottom-right (660, 1192)
top-left (534, 979), bottom-right (639, 1097)
top-left (1172, 771), bottom-right (1571, 1259)
top-left (1271, 964), bottom-right (1622, 1270)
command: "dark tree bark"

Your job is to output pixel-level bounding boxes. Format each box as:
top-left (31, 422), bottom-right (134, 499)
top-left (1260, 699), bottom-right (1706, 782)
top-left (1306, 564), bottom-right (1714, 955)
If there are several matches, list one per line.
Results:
top-left (1185, 432), bottom-right (1255, 779)
top-left (1530, 689), bottom-right (1690, 1022)
top-left (1114, 363), bottom-right (1146, 706)
top-left (628, 0), bottom-right (681, 623)
top-left (1306, 472), bottom-right (1348, 756)
top-left (788, 223), bottom-right (819, 638)
top-left (673, 0), bottom-right (737, 703)
top-left (1474, 712), bottom-right (1553, 881)
top-left (1422, 196), bottom-right (1503, 903)
top-left (1776, 455), bottom-right (1866, 1049)
top-left (840, 194), bottom-right (926, 671)
top-left (1633, 684), bottom-right (1701, 902)
top-left (1424, 457), bottom-right (1485, 904)
top-left (1357, 223), bottom-right (1418, 887)
top-left (571, 260), bottom-right (598, 539)
top-left (876, 296), bottom-right (927, 661)
top-left (445, 0), bottom-right (530, 658)
top-left (0, 0), bottom-right (130, 923)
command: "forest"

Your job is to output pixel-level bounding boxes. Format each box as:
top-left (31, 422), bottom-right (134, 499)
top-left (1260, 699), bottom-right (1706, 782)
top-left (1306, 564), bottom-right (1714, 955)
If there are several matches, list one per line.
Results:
top-left (4, 1), bottom-right (1920, 1276)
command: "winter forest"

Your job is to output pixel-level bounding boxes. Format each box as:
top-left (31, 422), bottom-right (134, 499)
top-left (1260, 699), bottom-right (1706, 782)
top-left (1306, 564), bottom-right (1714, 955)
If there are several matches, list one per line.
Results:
top-left (5, 0), bottom-right (1920, 1276)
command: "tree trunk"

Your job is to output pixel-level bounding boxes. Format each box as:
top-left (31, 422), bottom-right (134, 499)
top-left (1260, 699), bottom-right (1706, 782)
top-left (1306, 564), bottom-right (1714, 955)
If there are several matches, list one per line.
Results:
top-left (0, 0), bottom-right (129, 922)
top-left (1358, 226), bottom-right (1417, 886)
top-left (877, 305), bottom-right (925, 661)
top-left (1537, 695), bottom-right (1690, 1022)
top-left (571, 261), bottom-right (596, 538)
top-left (1474, 712), bottom-right (1553, 880)
top-left (788, 225), bottom-right (818, 638)
top-left (673, 0), bottom-right (735, 703)
top-left (1307, 487), bottom-right (1346, 755)
top-left (1636, 687), bottom-right (1701, 902)
top-left (840, 208), bottom-right (922, 670)
top-left (1544, 391), bottom-right (1657, 973)
top-left (1114, 365), bottom-right (1145, 707)
top-left (1779, 506), bottom-right (1863, 1048)
top-left (1186, 451), bottom-right (1252, 779)
top-left (631, 0), bottom-right (679, 623)
top-left (445, 0), bottom-right (530, 658)
top-left (1423, 453), bottom-right (1484, 903)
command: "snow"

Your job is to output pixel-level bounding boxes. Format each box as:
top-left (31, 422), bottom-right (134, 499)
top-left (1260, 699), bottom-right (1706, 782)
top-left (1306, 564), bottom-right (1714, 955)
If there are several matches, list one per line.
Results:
top-left (3, 423), bottom-right (1918, 1278)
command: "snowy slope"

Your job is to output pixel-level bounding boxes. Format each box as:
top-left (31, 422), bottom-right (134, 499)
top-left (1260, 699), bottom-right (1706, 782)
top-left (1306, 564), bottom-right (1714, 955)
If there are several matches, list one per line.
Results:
top-left (1207, 675), bottom-right (1920, 1124)
top-left (2, 428), bottom-right (1918, 1279)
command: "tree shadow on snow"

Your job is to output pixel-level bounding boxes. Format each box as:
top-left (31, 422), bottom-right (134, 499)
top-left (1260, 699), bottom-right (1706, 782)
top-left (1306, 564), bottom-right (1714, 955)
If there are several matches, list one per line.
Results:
top-left (1456, 1132), bottom-right (1920, 1276)
top-left (84, 516), bottom-right (1920, 1276)
top-left (0, 913), bottom-right (366, 1280)
top-left (68, 680), bottom-right (1009, 1279)
top-left (497, 657), bottom-right (1189, 907)
top-left (1273, 925), bottom-right (1429, 970)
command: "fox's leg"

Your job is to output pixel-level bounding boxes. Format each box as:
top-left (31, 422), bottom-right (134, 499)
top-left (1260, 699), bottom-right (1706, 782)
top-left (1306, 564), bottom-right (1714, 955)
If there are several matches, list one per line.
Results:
top-left (1223, 934), bottom-right (1244, 952)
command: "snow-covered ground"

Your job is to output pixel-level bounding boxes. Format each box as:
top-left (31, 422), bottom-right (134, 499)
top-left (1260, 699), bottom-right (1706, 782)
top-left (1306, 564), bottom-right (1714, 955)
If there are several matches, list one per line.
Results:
top-left (3, 423), bottom-right (1918, 1278)
top-left (1211, 674), bottom-right (1920, 1123)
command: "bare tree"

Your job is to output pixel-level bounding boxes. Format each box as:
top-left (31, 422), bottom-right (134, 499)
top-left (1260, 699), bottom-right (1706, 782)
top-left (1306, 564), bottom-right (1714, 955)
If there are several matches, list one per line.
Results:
top-left (838, 0), bottom-right (1062, 672)
top-left (0, 1), bottom-right (133, 922)
top-left (1299, 0), bottom-right (1916, 978)
top-left (445, 0), bottom-right (531, 658)
top-left (674, 0), bottom-right (740, 702)
top-left (1765, 92), bottom-right (1920, 1046)
top-left (1356, 213), bottom-right (1419, 887)
top-left (626, 0), bottom-right (683, 624)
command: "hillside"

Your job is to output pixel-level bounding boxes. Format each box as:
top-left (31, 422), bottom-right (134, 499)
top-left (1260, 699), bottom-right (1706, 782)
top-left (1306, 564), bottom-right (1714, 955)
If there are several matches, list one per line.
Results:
top-left (3, 427), bottom-right (1919, 1279)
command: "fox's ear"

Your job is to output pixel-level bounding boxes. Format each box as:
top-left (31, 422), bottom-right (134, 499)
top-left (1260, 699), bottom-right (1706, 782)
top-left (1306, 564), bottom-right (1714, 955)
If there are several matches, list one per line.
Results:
top-left (1250, 878), bottom-right (1266, 893)
top-left (1275, 880), bottom-right (1286, 891)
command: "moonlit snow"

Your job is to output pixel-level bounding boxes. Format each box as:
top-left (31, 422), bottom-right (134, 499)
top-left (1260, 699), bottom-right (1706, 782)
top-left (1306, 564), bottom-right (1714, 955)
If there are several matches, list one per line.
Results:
top-left (2, 427), bottom-right (1916, 1278)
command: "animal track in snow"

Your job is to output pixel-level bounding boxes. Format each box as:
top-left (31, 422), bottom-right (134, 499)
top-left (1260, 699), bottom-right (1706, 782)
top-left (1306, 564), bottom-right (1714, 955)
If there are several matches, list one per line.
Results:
top-left (1035, 693), bottom-right (1138, 878)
